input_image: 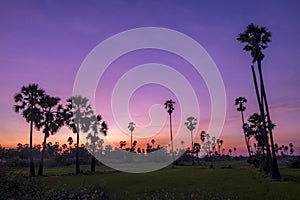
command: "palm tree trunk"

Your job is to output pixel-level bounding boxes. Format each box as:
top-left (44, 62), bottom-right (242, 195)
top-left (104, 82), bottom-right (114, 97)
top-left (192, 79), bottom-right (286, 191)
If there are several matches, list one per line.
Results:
top-left (169, 113), bottom-right (175, 162)
top-left (131, 131), bottom-right (133, 150)
top-left (76, 124), bottom-right (80, 174)
top-left (257, 62), bottom-right (281, 179)
top-left (190, 130), bottom-right (195, 165)
top-left (38, 134), bottom-right (47, 176)
top-left (241, 111), bottom-right (252, 159)
top-left (29, 120), bottom-right (35, 177)
top-left (251, 64), bottom-right (272, 173)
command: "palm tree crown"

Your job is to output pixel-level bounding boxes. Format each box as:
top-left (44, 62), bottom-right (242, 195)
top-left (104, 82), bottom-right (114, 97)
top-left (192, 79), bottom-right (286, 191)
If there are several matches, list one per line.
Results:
top-left (237, 23), bottom-right (271, 62)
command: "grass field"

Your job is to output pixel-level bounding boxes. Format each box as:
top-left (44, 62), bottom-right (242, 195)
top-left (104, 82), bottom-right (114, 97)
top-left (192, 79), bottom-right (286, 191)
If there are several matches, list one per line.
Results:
top-left (7, 161), bottom-right (300, 199)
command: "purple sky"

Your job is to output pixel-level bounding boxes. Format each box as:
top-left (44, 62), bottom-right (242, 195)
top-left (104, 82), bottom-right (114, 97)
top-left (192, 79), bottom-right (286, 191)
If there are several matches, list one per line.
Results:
top-left (1, 1), bottom-right (300, 154)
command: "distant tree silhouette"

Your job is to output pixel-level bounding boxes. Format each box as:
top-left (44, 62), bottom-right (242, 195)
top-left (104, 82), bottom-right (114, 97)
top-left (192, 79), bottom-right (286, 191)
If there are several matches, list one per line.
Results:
top-left (289, 143), bottom-right (294, 156)
top-left (67, 136), bottom-right (73, 152)
top-left (164, 99), bottom-right (175, 161)
top-left (233, 147), bottom-right (237, 156)
top-left (86, 114), bottom-right (107, 172)
top-left (38, 95), bottom-right (65, 176)
top-left (184, 117), bottom-right (197, 165)
top-left (14, 83), bottom-right (45, 176)
top-left (217, 139), bottom-right (223, 155)
top-left (119, 141), bottom-right (127, 149)
top-left (200, 131), bottom-right (206, 142)
top-left (128, 122), bottom-right (135, 149)
top-left (193, 143), bottom-right (201, 165)
top-left (229, 148), bottom-right (232, 156)
top-left (237, 23), bottom-right (281, 179)
top-left (235, 97), bottom-right (252, 159)
top-left (184, 116), bottom-right (197, 150)
top-left (180, 140), bottom-right (185, 150)
top-left (64, 96), bottom-right (93, 174)
top-left (151, 139), bottom-right (155, 149)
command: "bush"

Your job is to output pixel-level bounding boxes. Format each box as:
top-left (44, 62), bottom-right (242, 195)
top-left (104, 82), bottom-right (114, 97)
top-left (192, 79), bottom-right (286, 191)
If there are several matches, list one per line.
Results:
top-left (50, 185), bottom-right (108, 200)
top-left (289, 159), bottom-right (300, 168)
top-left (0, 167), bottom-right (46, 200)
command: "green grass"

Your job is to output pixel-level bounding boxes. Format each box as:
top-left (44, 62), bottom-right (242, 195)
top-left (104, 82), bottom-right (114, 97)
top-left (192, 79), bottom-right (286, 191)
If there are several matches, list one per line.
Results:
top-left (18, 162), bottom-right (297, 200)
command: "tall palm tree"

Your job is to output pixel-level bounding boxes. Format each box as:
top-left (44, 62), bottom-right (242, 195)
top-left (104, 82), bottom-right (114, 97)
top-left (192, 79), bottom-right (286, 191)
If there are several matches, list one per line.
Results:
top-left (14, 83), bottom-right (45, 176)
top-left (184, 116), bottom-right (197, 149)
top-left (164, 99), bottom-right (175, 161)
top-left (184, 116), bottom-right (197, 165)
top-left (64, 96), bottom-right (93, 174)
top-left (237, 23), bottom-right (281, 179)
top-left (235, 97), bottom-right (252, 159)
top-left (128, 122), bottom-right (135, 149)
top-left (38, 95), bottom-right (65, 176)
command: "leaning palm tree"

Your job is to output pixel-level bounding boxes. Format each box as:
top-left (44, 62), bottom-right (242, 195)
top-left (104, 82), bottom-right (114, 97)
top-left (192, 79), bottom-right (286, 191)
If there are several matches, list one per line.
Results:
top-left (64, 96), bottom-right (94, 174)
top-left (235, 97), bottom-right (252, 159)
top-left (128, 122), bottom-right (135, 149)
top-left (38, 95), bottom-right (65, 176)
top-left (237, 23), bottom-right (281, 179)
top-left (14, 83), bottom-right (45, 176)
top-left (164, 99), bottom-right (175, 161)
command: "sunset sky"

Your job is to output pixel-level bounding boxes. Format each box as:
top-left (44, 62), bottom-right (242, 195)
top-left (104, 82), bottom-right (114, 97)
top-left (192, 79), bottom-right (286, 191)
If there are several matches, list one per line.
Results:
top-left (0, 1), bottom-right (300, 155)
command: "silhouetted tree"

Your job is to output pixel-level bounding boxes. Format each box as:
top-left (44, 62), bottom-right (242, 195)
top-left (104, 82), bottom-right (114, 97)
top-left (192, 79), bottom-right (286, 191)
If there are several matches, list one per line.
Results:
top-left (184, 116), bottom-right (197, 149)
top-left (164, 99), bottom-right (175, 161)
top-left (237, 23), bottom-right (280, 179)
top-left (119, 141), bottom-right (127, 149)
top-left (235, 97), bottom-right (252, 159)
top-left (233, 147), bottom-right (237, 156)
top-left (151, 139), bottom-right (155, 149)
top-left (180, 140), bottom-right (185, 150)
top-left (14, 83), bottom-right (45, 176)
top-left (38, 95), bottom-right (65, 176)
top-left (289, 143), bottom-right (294, 156)
top-left (86, 114), bottom-right (107, 172)
top-left (64, 96), bottom-right (93, 174)
top-left (229, 148), bottom-right (232, 156)
top-left (128, 122), bottom-right (135, 149)
top-left (184, 117), bottom-right (197, 165)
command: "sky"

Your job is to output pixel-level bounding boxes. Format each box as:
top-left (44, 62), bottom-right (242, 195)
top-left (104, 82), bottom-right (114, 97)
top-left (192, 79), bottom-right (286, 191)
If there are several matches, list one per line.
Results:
top-left (0, 0), bottom-right (300, 155)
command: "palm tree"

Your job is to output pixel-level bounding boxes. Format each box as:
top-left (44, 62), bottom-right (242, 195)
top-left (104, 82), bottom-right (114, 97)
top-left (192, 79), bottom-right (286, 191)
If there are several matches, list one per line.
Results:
top-left (193, 143), bottom-right (201, 165)
top-left (289, 143), bottom-right (294, 156)
top-left (233, 147), bottom-right (237, 157)
top-left (200, 131), bottom-right (206, 143)
top-left (229, 148), bottom-right (232, 156)
top-left (64, 96), bottom-right (94, 174)
top-left (237, 23), bottom-right (281, 179)
top-left (119, 141), bottom-right (127, 149)
top-left (67, 136), bottom-right (73, 151)
top-left (180, 140), bottom-right (185, 150)
top-left (184, 116), bottom-right (197, 149)
top-left (235, 97), bottom-right (252, 159)
top-left (151, 139), bottom-right (155, 149)
top-left (37, 95), bottom-right (65, 176)
top-left (164, 99), bottom-right (175, 161)
top-left (184, 117), bottom-right (197, 165)
top-left (86, 114), bottom-right (107, 172)
top-left (128, 122), bottom-right (135, 149)
top-left (14, 83), bottom-right (45, 176)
